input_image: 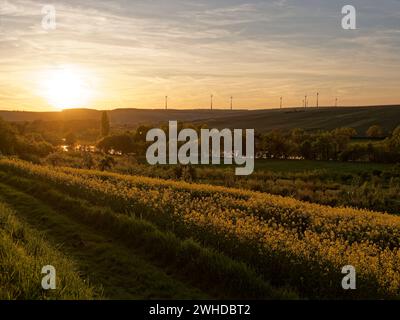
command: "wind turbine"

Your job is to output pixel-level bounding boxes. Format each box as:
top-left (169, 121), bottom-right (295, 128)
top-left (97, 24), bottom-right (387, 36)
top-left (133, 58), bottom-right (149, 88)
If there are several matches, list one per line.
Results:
top-left (280, 96), bottom-right (283, 109)
top-left (230, 96), bottom-right (233, 110)
top-left (165, 96), bottom-right (168, 110)
top-left (316, 92), bottom-right (319, 108)
top-left (211, 94), bottom-right (213, 110)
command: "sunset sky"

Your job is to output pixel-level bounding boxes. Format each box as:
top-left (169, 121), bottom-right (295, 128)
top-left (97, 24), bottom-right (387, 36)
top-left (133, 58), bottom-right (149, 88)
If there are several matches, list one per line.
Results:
top-left (0, 0), bottom-right (400, 111)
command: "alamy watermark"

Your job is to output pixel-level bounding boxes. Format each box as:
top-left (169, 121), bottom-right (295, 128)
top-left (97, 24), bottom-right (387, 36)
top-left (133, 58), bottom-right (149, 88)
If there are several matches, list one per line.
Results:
top-left (1, 4), bottom-right (356, 33)
top-left (342, 5), bottom-right (356, 30)
top-left (41, 5), bottom-right (56, 31)
top-left (41, 265), bottom-right (56, 290)
top-left (146, 121), bottom-right (255, 176)
top-left (342, 265), bottom-right (356, 290)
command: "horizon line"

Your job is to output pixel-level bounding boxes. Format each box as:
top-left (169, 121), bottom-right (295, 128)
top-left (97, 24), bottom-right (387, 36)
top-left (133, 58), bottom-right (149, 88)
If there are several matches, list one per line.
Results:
top-left (1, 104), bottom-right (400, 113)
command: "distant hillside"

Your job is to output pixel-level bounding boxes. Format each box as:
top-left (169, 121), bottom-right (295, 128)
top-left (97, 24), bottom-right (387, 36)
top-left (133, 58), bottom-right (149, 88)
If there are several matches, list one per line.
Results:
top-left (0, 108), bottom-right (245, 124)
top-left (198, 106), bottom-right (400, 134)
top-left (1, 105), bottom-right (400, 135)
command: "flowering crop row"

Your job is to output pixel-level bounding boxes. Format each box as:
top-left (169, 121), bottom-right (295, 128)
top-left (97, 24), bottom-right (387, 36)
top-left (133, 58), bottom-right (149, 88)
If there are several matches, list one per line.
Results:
top-left (1, 159), bottom-right (400, 299)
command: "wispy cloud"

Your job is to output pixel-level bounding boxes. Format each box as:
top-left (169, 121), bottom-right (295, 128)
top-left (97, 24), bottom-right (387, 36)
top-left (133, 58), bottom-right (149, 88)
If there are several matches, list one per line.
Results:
top-left (0, 0), bottom-right (399, 110)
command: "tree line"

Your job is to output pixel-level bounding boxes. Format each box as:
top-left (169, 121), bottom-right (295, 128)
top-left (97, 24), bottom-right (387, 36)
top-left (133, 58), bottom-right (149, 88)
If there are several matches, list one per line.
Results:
top-left (1, 111), bottom-right (400, 164)
top-left (257, 126), bottom-right (400, 163)
top-left (96, 123), bottom-right (400, 164)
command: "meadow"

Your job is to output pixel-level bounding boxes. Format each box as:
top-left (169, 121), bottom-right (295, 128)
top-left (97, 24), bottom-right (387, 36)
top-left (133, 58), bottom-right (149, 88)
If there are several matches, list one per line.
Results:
top-left (112, 158), bottom-right (400, 214)
top-left (1, 158), bottom-right (400, 299)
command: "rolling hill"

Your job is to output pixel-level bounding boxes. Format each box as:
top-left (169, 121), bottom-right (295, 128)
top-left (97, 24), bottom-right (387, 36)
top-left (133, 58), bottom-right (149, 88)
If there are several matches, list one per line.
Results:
top-left (1, 105), bottom-right (400, 134)
top-left (199, 106), bottom-right (400, 134)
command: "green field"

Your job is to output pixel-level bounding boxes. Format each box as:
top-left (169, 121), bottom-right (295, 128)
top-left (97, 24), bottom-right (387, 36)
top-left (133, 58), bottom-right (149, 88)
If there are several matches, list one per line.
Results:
top-left (117, 158), bottom-right (400, 215)
top-left (0, 201), bottom-right (97, 299)
top-left (253, 159), bottom-right (394, 174)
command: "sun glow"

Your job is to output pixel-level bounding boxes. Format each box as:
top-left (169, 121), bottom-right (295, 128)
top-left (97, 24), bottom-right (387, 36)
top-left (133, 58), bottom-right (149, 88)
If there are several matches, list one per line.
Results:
top-left (39, 66), bottom-right (94, 110)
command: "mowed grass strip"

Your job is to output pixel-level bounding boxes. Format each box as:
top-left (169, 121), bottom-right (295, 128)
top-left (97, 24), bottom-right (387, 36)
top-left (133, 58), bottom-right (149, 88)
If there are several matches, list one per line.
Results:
top-left (0, 202), bottom-right (98, 300)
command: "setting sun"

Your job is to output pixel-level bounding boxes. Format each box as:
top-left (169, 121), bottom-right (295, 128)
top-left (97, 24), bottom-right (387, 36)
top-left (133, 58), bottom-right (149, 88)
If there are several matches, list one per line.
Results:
top-left (39, 66), bottom-right (93, 110)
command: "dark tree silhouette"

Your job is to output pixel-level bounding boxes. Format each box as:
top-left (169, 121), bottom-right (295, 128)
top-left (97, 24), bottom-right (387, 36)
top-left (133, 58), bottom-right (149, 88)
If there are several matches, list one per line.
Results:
top-left (101, 111), bottom-right (110, 137)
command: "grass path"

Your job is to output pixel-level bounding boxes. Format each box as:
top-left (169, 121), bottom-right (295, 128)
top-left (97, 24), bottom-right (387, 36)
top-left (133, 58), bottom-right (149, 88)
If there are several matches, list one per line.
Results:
top-left (0, 202), bottom-right (97, 299)
top-left (0, 182), bottom-right (207, 299)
